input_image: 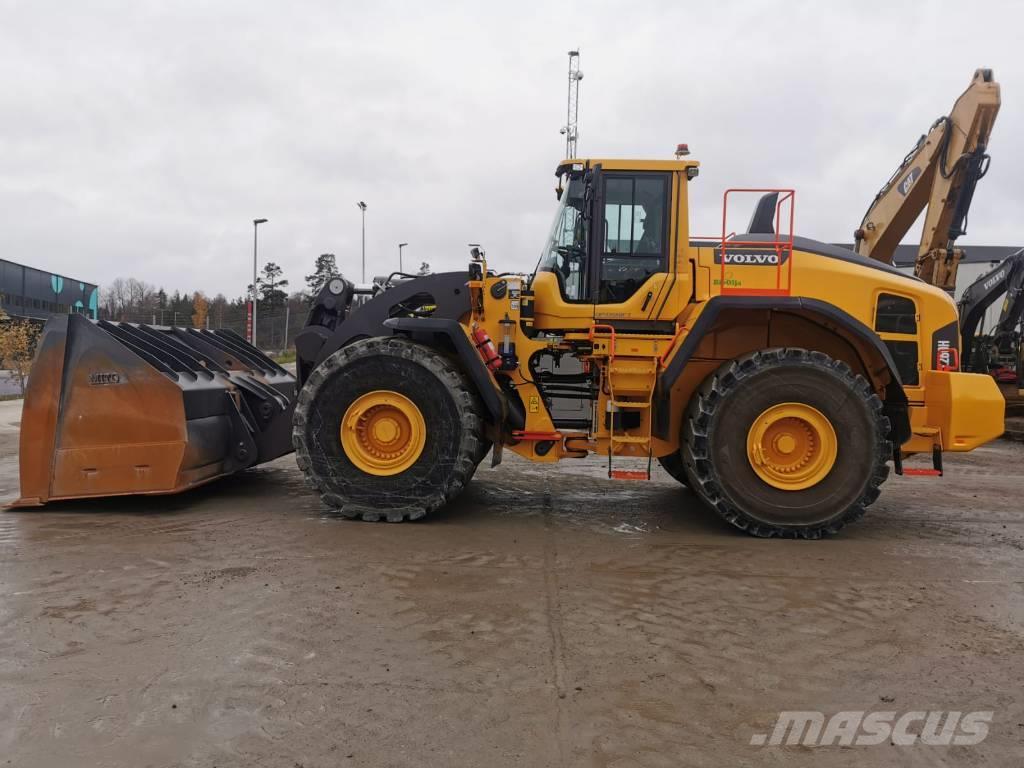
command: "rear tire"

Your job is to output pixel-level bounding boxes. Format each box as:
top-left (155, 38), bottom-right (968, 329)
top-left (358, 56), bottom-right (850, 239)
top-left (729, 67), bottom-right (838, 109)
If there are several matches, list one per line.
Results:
top-left (292, 337), bottom-right (485, 521)
top-left (682, 348), bottom-right (890, 539)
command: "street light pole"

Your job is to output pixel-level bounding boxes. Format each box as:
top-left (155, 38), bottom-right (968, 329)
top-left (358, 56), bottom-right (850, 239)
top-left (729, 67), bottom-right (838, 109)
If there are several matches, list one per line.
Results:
top-left (357, 201), bottom-right (367, 282)
top-left (398, 242), bottom-right (408, 273)
top-left (252, 218), bottom-right (268, 347)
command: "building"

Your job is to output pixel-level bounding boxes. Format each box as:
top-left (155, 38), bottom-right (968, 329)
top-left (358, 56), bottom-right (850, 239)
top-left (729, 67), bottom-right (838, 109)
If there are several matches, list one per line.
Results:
top-left (837, 244), bottom-right (1022, 334)
top-left (0, 258), bottom-right (98, 322)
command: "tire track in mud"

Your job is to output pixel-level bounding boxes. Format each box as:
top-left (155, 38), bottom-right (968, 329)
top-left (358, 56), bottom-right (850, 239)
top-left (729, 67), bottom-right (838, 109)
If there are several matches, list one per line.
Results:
top-left (552, 541), bottom-right (1024, 767)
top-left (1, 443), bottom-right (1023, 766)
top-left (541, 488), bottom-right (571, 768)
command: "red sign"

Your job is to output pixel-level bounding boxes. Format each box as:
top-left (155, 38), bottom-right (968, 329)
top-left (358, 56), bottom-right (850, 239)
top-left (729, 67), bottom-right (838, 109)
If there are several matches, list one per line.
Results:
top-left (246, 301), bottom-right (253, 342)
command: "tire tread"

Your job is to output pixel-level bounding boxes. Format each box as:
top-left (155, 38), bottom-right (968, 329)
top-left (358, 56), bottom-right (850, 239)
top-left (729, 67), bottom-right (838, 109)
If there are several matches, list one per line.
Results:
top-left (681, 347), bottom-right (891, 539)
top-left (292, 337), bottom-right (484, 522)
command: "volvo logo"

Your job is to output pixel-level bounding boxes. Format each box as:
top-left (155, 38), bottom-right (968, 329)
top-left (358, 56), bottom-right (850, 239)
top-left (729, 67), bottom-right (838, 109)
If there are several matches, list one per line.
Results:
top-left (982, 269), bottom-right (1007, 292)
top-left (88, 372), bottom-right (122, 385)
top-left (715, 249), bottom-right (789, 266)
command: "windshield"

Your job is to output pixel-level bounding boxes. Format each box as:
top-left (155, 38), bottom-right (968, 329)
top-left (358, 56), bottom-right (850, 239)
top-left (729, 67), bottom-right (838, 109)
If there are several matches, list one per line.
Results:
top-left (536, 175), bottom-right (589, 301)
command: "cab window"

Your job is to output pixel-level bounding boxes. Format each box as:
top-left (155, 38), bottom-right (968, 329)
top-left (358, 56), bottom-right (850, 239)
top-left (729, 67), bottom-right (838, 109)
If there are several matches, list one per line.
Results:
top-left (599, 173), bottom-right (669, 304)
top-left (875, 293), bottom-right (917, 334)
top-left (537, 176), bottom-right (590, 302)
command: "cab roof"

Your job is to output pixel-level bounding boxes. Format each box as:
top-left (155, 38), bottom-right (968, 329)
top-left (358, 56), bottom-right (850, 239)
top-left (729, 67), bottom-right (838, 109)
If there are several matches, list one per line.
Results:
top-left (555, 157), bottom-right (700, 176)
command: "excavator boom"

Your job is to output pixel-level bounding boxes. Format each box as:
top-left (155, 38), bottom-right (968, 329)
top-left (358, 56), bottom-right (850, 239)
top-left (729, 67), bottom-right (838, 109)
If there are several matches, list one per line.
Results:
top-left (854, 69), bottom-right (1000, 290)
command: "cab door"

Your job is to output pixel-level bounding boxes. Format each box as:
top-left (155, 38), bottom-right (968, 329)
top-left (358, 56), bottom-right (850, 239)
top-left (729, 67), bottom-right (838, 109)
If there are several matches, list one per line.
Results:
top-left (590, 171), bottom-right (678, 323)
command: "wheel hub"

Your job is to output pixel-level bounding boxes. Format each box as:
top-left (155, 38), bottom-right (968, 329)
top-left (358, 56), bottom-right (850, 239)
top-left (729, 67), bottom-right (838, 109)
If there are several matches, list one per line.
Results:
top-left (341, 390), bottom-right (426, 476)
top-left (747, 402), bottom-right (837, 491)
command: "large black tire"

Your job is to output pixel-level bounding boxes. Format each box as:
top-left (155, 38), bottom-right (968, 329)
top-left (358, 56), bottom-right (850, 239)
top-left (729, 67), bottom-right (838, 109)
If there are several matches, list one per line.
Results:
top-left (474, 439), bottom-right (493, 467)
top-left (292, 337), bottom-right (485, 521)
top-left (656, 453), bottom-right (688, 487)
top-left (682, 348), bottom-right (890, 539)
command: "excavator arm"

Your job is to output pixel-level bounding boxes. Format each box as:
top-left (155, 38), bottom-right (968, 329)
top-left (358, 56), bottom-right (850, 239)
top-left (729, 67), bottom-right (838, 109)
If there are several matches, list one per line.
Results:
top-left (958, 249), bottom-right (1024, 371)
top-left (854, 69), bottom-right (1000, 291)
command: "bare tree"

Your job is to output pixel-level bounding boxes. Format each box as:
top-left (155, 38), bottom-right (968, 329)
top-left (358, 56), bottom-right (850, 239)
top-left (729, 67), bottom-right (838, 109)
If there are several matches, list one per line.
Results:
top-left (101, 277), bottom-right (158, 320)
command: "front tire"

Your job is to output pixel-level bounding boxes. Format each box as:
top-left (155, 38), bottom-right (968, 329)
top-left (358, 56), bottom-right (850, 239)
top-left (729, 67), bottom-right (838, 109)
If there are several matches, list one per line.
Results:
top-left (682, 348), bottom-right (890, 539)
top-left (292, 337), bottom-right (485, 521)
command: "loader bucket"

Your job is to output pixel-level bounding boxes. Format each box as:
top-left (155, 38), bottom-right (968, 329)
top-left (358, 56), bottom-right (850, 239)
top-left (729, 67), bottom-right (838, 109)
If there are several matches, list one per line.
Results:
top-left (14, 314), bottom-right (296, 507)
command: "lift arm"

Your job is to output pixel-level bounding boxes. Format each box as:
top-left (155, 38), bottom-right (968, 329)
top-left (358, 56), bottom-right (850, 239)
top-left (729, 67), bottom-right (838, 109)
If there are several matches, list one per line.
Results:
top-left (958, 248), bottom-right (1024, 370)
top-left (854, 69), bottom-right (1000, 291)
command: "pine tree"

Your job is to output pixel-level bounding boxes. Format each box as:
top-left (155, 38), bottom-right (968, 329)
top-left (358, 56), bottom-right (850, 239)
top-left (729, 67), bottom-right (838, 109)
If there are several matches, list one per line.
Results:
top-left (259, 262), bottom-right (289, 308)
top-left (306, 254), bottom-right (340, 299)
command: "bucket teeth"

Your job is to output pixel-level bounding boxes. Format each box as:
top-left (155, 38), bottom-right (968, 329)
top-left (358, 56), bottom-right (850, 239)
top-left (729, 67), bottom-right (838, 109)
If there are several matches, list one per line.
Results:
top-left (13, 314), bottom-right (296, 507)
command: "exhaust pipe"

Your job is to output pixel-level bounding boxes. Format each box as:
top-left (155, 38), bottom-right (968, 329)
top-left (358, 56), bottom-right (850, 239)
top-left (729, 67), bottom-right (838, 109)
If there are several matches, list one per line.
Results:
top-left (14, 314), bottom-right (296, 506)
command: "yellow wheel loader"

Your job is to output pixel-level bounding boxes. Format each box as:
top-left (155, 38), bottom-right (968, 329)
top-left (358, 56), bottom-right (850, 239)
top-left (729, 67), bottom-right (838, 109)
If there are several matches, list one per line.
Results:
top-left (16, 150), bottom-right (1005, 539)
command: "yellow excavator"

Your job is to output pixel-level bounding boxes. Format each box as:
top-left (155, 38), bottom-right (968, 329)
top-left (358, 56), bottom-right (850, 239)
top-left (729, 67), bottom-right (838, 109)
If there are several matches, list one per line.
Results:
top-left (16, 78), bottom-right (1007, 539)
top-left (854, 68), bottom-right (1000, 291)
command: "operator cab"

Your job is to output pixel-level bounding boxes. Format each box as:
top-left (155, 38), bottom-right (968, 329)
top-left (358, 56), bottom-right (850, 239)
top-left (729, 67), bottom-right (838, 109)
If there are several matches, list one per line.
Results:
top-left (536, 164), bottom-right (671, 304)
top-left (530, 157), bottom-right (697, 328)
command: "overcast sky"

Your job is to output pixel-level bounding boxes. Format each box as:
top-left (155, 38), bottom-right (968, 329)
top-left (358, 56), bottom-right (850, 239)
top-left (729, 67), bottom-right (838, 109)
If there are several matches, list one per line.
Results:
top-left (2, 0), bottom-right (1022, 298)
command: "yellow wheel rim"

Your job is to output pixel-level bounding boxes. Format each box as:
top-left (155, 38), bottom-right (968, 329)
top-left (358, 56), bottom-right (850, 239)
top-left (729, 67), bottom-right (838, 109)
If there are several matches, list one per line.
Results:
top-left (340, 390), bottom-right (426, 476)
top-left (746, 402), bottom-right (838, 491)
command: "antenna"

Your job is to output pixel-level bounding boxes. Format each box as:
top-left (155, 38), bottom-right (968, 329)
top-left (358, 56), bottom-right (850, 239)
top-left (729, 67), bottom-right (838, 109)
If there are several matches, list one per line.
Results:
top-left (560, 50), bottom-right (583, 159)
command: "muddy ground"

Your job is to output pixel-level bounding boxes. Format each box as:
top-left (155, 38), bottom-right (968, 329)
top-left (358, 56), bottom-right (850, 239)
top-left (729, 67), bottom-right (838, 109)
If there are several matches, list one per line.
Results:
top-left (0, 398), bottom-right (1022, 767)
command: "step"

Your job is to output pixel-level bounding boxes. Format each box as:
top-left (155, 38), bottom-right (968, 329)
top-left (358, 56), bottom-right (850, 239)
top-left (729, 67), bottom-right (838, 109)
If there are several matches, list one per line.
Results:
top-left (609, 365), bottom-right (657, 375)
top-left (609, 469), bottom-right (650, 481)
top-left (609, 435), bottom-right (650, 444)
top-left (610, 400), bottom-right (650, 409)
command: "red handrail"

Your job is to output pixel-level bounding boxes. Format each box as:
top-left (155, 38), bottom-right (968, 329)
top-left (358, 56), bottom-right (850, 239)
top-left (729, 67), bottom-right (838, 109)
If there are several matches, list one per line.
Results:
top-left (718, 188), bottom-right (796, 297)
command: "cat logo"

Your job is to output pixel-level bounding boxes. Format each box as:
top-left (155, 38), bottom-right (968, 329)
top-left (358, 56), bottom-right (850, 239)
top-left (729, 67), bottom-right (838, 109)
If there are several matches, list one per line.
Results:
top-left (898, 166), bottom-right (922, 197)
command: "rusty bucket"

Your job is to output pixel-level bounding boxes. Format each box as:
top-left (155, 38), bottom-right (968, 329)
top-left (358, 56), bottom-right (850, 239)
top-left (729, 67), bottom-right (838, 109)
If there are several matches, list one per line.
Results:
top-left (14, 314), bottom-right (295, 506)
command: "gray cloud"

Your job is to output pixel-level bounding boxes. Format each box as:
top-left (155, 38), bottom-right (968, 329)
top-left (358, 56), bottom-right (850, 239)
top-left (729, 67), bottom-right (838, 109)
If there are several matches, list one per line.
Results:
top-left (1, 0), bottom-right (1022, 297)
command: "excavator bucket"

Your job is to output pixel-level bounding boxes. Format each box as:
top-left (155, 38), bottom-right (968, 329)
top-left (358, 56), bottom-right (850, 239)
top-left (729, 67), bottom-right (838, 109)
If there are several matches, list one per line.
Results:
top-left (14, 314), bottom-right (296, 507)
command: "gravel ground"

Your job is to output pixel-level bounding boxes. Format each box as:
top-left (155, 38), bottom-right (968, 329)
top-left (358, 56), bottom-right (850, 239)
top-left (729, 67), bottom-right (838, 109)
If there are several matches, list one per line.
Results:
top-left (0, 398), bottom-right (1022, 767)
